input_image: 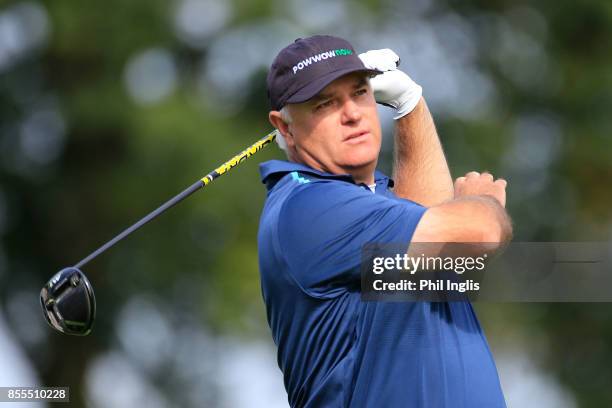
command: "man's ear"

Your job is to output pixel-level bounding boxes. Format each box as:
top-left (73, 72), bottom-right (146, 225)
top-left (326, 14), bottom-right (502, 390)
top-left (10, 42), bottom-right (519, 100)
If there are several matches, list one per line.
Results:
top-left (269, 111), bottom-right (294, 148)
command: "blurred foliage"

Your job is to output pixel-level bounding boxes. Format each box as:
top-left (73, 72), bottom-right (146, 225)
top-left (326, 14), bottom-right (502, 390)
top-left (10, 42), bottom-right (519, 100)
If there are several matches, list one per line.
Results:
top-left (0, 0), bottom-right (611, 406)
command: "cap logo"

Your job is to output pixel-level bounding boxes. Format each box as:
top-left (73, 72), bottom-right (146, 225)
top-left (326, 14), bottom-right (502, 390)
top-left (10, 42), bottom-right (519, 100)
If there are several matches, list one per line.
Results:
top-left (292, 48), bottom-right (353, 74)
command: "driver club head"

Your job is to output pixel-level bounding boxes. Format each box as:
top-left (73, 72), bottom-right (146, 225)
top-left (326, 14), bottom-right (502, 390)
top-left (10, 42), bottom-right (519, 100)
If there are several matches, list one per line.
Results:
top-left (40, 267), bottom-right (96, 336)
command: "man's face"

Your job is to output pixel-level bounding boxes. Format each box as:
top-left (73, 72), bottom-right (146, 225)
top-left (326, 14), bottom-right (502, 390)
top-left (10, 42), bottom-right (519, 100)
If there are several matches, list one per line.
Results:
top-left (278, 72), bottom-right (382, 181)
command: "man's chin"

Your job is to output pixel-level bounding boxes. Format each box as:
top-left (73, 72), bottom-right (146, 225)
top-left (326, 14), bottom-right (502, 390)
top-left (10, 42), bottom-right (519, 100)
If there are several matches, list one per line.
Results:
top-left (342, 148), bottom-right (380, 169)
top-left (341, 156), bottom-right (379, 174)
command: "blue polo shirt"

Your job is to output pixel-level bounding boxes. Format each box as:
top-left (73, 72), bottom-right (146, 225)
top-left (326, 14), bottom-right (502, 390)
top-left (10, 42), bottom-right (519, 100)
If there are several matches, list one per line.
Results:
top-left (257, 160), bottom-right (506, 408)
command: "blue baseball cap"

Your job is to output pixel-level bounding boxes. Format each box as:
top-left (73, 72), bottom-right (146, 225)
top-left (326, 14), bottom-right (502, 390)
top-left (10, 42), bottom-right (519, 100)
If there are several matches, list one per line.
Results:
top-left (267, 35), bottom-right (381, 111)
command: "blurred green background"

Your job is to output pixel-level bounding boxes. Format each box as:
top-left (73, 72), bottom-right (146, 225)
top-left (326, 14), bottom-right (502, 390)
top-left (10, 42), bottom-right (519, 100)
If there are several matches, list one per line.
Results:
top-left (0, 0), bottom-right (611, 406)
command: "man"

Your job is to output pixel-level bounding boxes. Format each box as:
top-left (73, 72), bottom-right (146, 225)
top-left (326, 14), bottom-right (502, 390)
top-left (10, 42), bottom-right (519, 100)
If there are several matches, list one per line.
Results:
top-left (258, 35), bottom-right (511, 407)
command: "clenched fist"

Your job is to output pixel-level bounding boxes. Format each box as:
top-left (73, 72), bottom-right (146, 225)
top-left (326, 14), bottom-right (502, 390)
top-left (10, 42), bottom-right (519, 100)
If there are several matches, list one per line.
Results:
top-left (454, 172), bottom-right (507, 207)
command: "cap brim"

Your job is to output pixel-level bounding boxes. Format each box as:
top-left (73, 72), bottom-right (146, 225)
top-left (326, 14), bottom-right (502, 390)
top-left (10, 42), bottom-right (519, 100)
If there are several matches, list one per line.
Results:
top-left (285, 67), bottom-right (382, 106)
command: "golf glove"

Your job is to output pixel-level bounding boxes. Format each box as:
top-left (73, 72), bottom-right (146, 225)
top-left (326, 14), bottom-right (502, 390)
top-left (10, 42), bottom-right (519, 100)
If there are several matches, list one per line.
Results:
top-left (359, 49), bottom-right (422, 119)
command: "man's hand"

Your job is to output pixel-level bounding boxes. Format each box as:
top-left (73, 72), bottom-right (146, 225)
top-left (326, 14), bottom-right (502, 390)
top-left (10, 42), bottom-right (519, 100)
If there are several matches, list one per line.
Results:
top-left (358, 49), bottom-right (422, 119)
top-left (454, 172), bottom-right (507, 208)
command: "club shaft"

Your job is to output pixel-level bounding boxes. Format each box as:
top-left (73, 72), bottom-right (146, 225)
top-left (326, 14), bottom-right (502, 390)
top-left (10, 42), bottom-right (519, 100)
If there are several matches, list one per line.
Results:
top-left (74, 130), bottom-right (277, 269)
top-left (74, 180), bottom-right (203, 268)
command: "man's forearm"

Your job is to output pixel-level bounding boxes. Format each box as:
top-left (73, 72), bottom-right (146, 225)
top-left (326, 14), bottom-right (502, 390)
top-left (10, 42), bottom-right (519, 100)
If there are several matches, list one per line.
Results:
top-left (412, 195), bottom-right (513, 244)
top-left (392, 98), bottom-right (454, 207)
top-left (409, 194), bottom-right (512, 262)
top-left (454, 195), bottom-right (513, 244)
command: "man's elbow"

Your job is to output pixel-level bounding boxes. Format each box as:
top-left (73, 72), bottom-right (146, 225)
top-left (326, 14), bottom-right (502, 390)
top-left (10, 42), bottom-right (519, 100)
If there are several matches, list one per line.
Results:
top-left (477, 210), bottom-right (513, 249)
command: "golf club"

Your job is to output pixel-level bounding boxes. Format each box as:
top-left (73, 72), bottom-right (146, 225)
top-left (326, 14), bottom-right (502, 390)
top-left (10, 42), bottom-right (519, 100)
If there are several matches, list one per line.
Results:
top-left (40, 130), bottom-right (278, 335)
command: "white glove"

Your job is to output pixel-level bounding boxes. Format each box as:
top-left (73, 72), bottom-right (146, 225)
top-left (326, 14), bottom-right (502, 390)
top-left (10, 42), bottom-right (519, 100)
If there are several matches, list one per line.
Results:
top-left (359, 49), bottom-right (422, 119)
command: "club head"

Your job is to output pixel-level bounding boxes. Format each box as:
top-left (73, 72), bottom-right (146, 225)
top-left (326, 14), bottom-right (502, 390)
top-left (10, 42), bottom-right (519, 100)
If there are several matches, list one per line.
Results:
top-left (40, 267), bottom-right (96, 336)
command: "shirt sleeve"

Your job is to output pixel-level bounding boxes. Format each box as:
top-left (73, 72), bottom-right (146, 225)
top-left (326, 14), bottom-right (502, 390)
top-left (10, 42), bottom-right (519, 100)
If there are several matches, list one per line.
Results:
top-left (277, 180), bottom-right (427, 298)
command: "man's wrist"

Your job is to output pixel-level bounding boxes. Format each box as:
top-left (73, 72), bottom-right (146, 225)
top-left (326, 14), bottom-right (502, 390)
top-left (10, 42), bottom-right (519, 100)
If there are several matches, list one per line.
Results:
top-left (394, 97), bottom-right (426, 126)
top-left (394, 84), bottom-right (423, 120)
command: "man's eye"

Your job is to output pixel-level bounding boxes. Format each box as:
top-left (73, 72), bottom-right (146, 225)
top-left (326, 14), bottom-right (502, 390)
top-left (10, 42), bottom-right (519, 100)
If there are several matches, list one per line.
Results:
top-left (316, 100), bottom-right (333, 110)
top-left (355, 88), bottom-right (368, 96)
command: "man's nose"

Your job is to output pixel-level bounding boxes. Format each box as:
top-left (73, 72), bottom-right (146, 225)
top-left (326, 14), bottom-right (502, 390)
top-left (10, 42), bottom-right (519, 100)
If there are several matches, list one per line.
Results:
top-left (340, 98), bottom-right (362, 124)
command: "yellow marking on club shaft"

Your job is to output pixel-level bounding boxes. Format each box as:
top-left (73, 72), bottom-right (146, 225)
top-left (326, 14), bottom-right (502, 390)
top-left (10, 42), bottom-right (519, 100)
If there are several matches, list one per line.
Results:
top-left (200, 131), bottom-right (277, 185)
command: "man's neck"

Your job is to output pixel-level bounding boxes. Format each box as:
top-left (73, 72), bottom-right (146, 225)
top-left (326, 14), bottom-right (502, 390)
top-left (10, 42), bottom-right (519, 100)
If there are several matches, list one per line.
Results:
top-left (347, 169), bottom-right (375, 186)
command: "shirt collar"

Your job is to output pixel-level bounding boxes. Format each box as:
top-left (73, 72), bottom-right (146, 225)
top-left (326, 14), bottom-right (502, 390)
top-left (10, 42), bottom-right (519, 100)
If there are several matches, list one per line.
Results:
top-left (259, 160), bottom-right (394, 189)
